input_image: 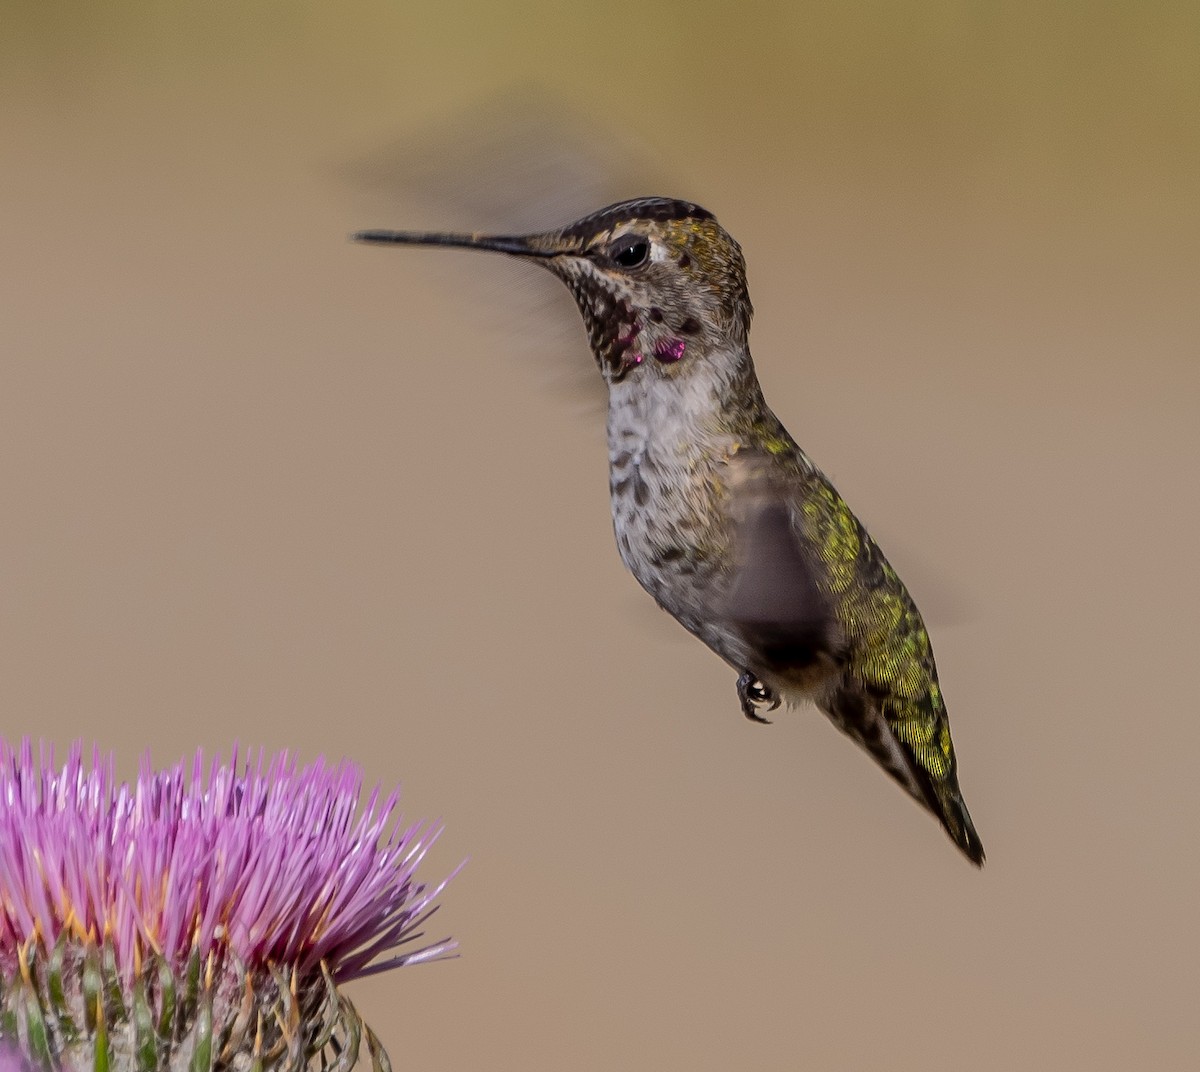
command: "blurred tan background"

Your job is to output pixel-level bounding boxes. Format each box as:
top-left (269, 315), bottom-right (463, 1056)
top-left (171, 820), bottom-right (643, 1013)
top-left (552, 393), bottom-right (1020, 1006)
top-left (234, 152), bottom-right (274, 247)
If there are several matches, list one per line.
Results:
top-left (2, 3), bottom-right (1198, 1069)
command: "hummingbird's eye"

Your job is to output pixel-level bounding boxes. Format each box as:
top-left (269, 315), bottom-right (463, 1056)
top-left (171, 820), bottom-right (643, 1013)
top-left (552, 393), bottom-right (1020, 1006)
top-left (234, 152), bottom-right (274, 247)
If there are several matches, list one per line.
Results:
top-left (610, 236), bottom-right (650, 268)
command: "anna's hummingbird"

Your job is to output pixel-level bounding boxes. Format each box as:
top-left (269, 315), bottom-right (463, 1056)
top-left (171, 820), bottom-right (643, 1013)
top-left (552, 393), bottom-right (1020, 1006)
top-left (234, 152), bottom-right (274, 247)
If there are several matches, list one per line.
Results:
top-left (356, 197), bottom-right (985, 865)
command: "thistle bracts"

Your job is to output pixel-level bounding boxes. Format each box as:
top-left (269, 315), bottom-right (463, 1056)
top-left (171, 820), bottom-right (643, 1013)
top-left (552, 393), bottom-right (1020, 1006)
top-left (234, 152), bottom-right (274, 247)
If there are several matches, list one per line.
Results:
top-left (2, 941), bottom-right (396, 1072)
top-left (0, 740), bottom-right (457, 1071)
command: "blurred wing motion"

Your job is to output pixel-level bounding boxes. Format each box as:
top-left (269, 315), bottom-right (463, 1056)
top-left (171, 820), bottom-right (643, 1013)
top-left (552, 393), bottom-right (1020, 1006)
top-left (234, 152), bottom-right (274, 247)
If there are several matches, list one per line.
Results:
top-left (341, 88), bottom-right (670, 405)
top-left (727, 458), bottom-right (984, 864)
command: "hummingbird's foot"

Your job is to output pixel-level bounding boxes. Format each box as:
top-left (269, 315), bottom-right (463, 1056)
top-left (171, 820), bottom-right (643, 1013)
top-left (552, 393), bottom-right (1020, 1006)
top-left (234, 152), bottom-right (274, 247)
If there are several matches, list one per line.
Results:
top-left (736, 672), bottom-right (780, 724)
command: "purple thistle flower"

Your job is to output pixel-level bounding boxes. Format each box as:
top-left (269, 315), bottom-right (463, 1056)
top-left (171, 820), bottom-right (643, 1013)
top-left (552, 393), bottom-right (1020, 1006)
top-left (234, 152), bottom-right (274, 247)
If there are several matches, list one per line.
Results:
top-left (0, 739), bottom-right (458, 1071)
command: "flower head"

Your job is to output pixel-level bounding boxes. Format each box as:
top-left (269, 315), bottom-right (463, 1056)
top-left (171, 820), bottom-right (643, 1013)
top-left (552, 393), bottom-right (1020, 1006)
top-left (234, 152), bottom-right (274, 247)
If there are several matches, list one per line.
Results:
top-left (0, 739), bottom-right (457, 1071)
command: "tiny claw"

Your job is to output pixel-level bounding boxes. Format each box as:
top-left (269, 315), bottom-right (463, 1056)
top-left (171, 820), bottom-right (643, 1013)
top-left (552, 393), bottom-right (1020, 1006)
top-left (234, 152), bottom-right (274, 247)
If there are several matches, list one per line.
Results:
top-left (736, 672), bottom-right (778, 724)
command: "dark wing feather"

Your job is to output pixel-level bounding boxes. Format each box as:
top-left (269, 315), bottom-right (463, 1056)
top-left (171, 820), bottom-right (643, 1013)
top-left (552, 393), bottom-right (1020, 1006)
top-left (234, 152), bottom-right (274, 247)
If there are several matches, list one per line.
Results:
top-left (726, 450), bottom-right (985, 864)
top-left (725, 497), bottom-right (841, 674)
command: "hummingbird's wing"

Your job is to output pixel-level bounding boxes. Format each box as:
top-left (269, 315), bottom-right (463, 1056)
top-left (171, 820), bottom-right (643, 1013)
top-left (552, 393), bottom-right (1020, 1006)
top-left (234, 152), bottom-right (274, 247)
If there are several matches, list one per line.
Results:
top-left (722, 449), bottom-right (844, 671)
top-left (798, 483), bottom-right (986, 865)
top-left (340, 89), bottom-right (668, 408)
top-left (725, 452), bottom-right (984, 864)
top-left (725, 495), bottom-right (843, 677)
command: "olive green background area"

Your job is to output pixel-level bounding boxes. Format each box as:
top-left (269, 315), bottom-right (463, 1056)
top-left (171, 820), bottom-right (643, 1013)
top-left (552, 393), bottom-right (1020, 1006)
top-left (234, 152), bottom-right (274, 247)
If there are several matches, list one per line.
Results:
top-left (3, 3), bottom-right (1197, 1069)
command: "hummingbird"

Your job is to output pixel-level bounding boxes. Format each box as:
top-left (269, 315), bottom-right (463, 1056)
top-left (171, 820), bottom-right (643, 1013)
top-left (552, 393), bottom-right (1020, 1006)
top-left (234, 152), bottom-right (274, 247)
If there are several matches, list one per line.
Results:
top-left (355, 197), bottom-right (985, 865)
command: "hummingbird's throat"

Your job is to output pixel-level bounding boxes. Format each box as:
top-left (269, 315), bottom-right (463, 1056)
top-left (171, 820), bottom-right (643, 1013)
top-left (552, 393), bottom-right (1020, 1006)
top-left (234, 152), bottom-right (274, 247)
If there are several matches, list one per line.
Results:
top-left (556, 262), bottom-right (688, 380)
top-left (613, 324), bottom-right (643, 374)
top-left (610, 326), bottom-right (688, 379)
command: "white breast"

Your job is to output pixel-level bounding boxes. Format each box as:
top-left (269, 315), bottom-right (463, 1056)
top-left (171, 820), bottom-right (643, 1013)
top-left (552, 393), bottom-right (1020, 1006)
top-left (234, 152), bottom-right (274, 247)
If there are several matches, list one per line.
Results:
top-left (603, 367), bottom-right (737, 623)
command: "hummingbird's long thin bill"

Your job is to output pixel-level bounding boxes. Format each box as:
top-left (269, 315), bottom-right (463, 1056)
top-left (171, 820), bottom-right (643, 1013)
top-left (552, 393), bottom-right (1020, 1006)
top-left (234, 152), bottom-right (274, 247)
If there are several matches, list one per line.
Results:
top-left (352, 230), bottom-right (554, 258)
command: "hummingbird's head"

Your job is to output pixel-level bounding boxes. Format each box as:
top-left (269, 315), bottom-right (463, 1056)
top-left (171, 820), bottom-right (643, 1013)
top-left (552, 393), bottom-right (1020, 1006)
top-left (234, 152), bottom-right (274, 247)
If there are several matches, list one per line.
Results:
top-left (355, 197), bottom-right (753, 386)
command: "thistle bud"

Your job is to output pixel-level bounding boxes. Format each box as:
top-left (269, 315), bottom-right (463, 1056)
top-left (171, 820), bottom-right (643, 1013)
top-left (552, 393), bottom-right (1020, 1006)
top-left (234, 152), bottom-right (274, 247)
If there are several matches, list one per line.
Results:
top-left (0, 741), bottom-right (457, 1071)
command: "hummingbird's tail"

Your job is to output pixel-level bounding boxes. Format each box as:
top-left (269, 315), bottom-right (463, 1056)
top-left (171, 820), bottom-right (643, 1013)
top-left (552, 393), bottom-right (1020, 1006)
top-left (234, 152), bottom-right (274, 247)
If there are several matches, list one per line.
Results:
top-left (820, 685), bottom-right (985, 866)
top-left (933, 783), bottom-right (985, 866)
